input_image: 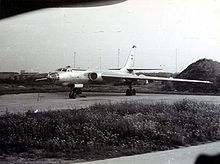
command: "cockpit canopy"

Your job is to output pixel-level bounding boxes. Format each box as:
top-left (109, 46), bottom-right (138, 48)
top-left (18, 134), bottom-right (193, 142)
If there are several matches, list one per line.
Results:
top-left (56, 66), bottom-right (86, 72)
top-left (56, 68), bottom-right (67, 72)
top-left (56, 66), bottom-right (71, 72)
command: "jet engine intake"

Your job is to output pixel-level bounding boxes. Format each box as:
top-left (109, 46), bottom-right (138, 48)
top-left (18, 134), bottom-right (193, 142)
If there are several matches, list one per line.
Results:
top-left (88, 72), bottom-right (98, 81)
top-left (88, 72), bottom-right (103, 82)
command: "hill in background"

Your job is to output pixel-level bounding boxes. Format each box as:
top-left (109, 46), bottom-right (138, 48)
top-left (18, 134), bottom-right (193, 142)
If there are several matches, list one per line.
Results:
top-left (174, 58), bottom-right (220, 92)
top-left (177, 58), bottom-right (220, 81)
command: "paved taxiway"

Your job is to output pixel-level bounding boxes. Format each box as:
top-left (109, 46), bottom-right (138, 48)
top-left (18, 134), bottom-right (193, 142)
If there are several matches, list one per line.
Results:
top-left (78, 141), bottom-right (220, 164)
top-left (0, 92), bottom-right (220, 114)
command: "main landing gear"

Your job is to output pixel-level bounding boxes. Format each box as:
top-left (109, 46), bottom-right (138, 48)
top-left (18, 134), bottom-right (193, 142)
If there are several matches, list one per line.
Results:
top-left (125, 85), bottom-right (136, 96)
top-left (69, 86), bottom-right (82, 99)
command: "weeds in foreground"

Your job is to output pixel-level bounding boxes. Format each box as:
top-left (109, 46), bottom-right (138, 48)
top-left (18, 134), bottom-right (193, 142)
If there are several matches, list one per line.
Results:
top-left (0, 100), bottom-right (220, 160)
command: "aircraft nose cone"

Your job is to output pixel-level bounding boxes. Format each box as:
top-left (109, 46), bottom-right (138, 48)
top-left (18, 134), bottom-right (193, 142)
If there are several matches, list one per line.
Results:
top-left (48, 72), bottom-right (59, 81)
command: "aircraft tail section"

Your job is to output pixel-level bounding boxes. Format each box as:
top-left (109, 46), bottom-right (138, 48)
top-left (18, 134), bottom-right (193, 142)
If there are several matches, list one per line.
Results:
top-left (120, 45), bottom-right (136, 72)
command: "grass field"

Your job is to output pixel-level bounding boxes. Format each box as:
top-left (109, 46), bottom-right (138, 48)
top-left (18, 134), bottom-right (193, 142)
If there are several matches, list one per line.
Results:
top-left (0, 100), bottom-right (220, 161)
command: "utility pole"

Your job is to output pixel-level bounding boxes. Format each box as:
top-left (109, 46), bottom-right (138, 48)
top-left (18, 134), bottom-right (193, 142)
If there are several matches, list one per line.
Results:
top-left (74, 52), bottom-right (76, 68)
top-left (175, 48), bottom-right (177, 73)
top-left (117, 48), bottom-right (120, 68)
top-left (99, 56), bottom-right (101, 70)
top-left (98, 49), bottom-right (102, 70)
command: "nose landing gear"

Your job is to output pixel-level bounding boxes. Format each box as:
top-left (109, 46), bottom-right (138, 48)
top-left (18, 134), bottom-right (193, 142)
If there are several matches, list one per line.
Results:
top-left (69, 88), bottom-right (82, 99)
top-left (69, 84), bottom-right (83, 99)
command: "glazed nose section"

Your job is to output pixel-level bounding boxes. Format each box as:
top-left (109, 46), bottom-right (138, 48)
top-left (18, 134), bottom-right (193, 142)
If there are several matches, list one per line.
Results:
top-left (48, 72), bottom-right (59, 81)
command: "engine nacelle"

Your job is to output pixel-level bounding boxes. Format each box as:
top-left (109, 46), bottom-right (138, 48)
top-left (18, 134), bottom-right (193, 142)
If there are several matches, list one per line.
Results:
top-left (88, 72), bottom-right (103, 82)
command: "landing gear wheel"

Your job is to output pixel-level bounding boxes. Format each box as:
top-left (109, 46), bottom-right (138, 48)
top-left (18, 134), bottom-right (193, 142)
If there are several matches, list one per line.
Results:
top-left (126, 89), bottom-right (136, 96)
top-left (69, 87), bottom-right (83, 99)
top-left (76, 88), bottom-right (82, 94)
top-left (132, 89), bottom-right (136, 95)
top-left (126, 89), bottom-right (131, 96)
top-left (69, 91), bottom-right (77, 99)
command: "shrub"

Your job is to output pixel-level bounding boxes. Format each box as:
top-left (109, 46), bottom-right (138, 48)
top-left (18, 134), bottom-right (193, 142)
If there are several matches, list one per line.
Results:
top-left (0, 100), bottom-right (220, 160)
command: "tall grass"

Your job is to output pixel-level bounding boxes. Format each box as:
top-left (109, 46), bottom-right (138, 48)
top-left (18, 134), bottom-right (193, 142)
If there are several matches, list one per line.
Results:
top-left (0, 99), bottom-right (220, 160)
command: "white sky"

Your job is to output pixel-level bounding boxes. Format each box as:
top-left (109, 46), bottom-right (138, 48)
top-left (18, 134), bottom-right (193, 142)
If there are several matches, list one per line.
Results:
top-left (0, 0), bottom-right (220, 73)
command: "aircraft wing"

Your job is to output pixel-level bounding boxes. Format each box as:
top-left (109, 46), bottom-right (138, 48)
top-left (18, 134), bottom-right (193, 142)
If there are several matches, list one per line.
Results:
top-left (109, 68), bottom-right (162, 71)
top-left (127, 68), bottom-right (162, 71)
top-left (102, 73), bottom-right (212, 84)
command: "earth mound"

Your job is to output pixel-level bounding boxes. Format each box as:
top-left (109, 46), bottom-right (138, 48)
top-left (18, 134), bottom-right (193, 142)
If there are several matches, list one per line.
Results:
top-left (177, 58), bottom-right (220, 82)
top-left (174, 59), bottom-right (220, 92)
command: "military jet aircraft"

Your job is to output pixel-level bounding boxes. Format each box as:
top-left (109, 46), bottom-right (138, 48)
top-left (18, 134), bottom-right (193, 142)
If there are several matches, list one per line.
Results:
top-left (36, 45), bottom-right (212, 98)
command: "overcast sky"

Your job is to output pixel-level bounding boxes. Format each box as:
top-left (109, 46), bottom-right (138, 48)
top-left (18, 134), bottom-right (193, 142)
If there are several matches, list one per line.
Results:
top-left (0, 0), bottom-right (219, 73)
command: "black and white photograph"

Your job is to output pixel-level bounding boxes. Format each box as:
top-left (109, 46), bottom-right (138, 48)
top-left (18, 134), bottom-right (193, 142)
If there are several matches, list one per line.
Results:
top-left (0, 0), bottom-right (220, 163)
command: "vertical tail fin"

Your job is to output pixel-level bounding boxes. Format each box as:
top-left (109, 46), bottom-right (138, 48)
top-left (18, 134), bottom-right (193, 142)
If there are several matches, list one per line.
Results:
top-left (120, 45), bottom-right (136, 72)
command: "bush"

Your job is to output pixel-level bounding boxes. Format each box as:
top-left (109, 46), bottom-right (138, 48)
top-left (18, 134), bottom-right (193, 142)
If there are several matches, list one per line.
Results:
top-left (0, 100), bottom-right (220, 160)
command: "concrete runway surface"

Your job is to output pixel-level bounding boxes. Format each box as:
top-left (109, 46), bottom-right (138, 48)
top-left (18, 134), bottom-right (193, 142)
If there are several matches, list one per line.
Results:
top-left (1, 92), bottom-right (220, 114)
top-left (78, 141), bottom-right (220, 164)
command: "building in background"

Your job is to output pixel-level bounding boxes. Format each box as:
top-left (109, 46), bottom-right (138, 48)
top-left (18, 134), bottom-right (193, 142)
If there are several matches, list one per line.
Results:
top-left (0, 70), bottom-right (43, 82)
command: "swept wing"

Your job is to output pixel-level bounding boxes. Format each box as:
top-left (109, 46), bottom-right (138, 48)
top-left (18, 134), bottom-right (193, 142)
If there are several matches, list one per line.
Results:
top-left (109, 68), bottom-right (162, 71)
top-left (102, 73), bottom-right (212, 84)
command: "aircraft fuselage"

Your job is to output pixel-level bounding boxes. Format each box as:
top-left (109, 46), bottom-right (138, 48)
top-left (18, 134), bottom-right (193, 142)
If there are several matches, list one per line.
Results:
top-left (52, 69), bottom-right (130, 86)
